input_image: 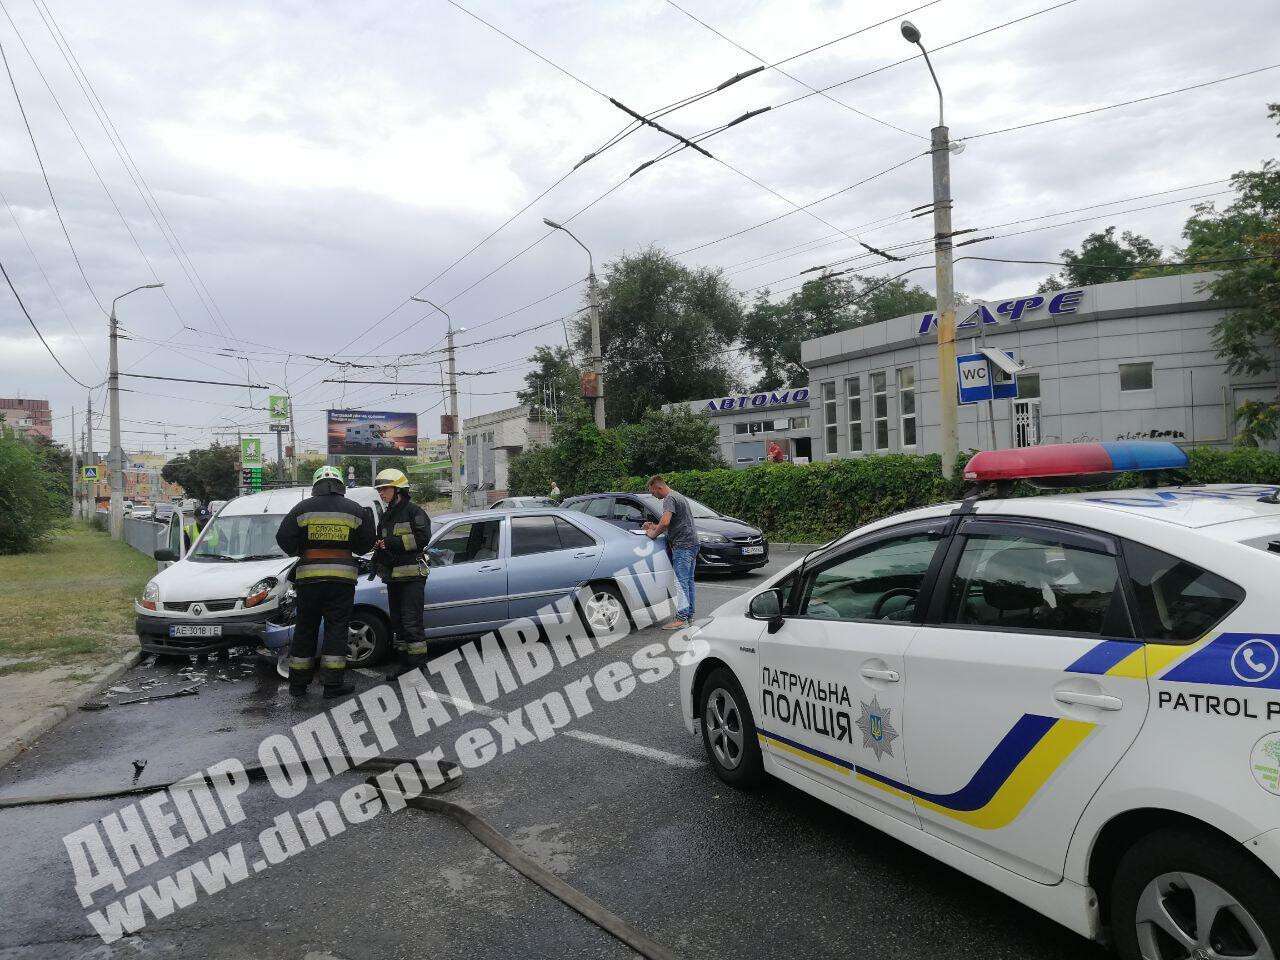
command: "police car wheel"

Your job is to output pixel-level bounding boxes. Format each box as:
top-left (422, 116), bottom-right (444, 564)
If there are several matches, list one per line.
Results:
top-left (1111, 828), bottom-right (1280, 960)
top-left (345, 610), bottom-right (389, 667)
top-left (699, 667), bottom-right (762, 789)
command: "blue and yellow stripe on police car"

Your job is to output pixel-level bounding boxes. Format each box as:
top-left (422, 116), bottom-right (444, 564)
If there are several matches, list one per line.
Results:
top-left (760, 714), bottom-right (1095, 830)
top-left (1066, 636), bottom-right (1216, 680)
top-left (855, 714), bottom-right (1094, 830)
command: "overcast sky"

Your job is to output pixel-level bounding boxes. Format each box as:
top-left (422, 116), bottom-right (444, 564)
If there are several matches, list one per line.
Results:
top-left (0, 0), bottom-right (1276, 458)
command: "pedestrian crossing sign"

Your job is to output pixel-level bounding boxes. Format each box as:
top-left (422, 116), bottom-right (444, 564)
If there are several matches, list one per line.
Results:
top-left (81, 465), bottom-right (100, 481)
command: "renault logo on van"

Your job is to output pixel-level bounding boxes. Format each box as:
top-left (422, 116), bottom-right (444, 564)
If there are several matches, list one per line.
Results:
top-left (191, 604), bottom-right (204, 617)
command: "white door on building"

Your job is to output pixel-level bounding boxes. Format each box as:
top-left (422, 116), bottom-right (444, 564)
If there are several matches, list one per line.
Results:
top-left (1012, 399), bottom-right (1041, 448)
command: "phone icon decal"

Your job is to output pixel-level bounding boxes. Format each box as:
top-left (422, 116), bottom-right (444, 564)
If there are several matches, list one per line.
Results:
top-left (1231, 639), bottom-right (1279, 684)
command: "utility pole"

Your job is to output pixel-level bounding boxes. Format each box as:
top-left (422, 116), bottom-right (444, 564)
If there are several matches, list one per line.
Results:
top-left (902, 21), bottom-right (958, 477)
top-left (412, 296), bottom-right (465, 511)
top-left (85, 390), bottom-right (93, 519)
top-left (274, 427), bottom-right (285, 483)
top-left (107, 283), bottom-right (164, 538)
top-left (287, 396), bottom-right (297, 484)
top-left (543, 218), bottom-right (605, 429)
top-left (70, 405), bottom-right (77, 519)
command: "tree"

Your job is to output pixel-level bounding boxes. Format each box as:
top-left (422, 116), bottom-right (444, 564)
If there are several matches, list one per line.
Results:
top-left (161, 445), bottom-right (239, 503)
top-left (1038, 227), bottom-right (1164, 291)
top-left (739, 273), bottom-right (935, 389)
top-left (516, 345), bottom-right (584, 421)
top-left (295, 454), bottom-right (326, 484)
top-left (0, 431), bottom-right (62, 553)
top-left (619, 407), bottom-right (725, 477)
top-left (579, 247), bottom-right (743, 425)
top-left (28, 434), bottom-right (72, 515)
top-left (1206, 103), bottom-right (1280, 443)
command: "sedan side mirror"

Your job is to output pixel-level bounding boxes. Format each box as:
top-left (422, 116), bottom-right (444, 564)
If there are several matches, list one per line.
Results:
top-left (749, 588), bottom-right (785, 634)
top-left (154, 548), bottom-right (177, 562)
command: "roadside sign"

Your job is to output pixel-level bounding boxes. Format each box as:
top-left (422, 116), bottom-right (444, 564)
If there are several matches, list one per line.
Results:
top-left (957, 352), bottom-right (1020, 404)
top-left (268, 395), bottom-right (290, 422)
top-left (240, 437), bottom-right (263, 467)
top-left (81, 465), bottom-right (100, 481)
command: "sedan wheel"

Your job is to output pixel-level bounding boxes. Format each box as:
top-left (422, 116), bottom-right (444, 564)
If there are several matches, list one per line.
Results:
top-left (344, 610), bottom-right (390, 667)
top-left (1135, 873), bottom-right (1273, 960)
top-left (584, 588), bottom-right (624, 633)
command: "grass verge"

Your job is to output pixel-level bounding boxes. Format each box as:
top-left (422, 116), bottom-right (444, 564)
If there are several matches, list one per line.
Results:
top-left (0, 521), bottom-right (151, 674)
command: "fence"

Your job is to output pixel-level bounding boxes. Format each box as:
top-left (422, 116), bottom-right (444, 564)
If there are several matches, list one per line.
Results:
top-left (123, 516), bottom-right (165, 558)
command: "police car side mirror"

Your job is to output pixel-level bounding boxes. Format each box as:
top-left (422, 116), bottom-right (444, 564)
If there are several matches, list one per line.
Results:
top-left (749, 589), bottom-right (785, 633)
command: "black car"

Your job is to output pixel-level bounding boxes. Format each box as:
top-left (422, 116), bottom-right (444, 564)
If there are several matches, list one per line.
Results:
top-left (561, 492), bottom-right (768, 573)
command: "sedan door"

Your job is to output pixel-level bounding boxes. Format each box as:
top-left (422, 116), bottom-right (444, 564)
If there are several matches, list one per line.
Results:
top-left (757, 519), bottom-right (950, 828)
top-left (897, 517), bottom-right (1149, 883)
top-left (423, 517), bottom-right (509, 635)
top-left (505, 515), bottom-right (602, 621)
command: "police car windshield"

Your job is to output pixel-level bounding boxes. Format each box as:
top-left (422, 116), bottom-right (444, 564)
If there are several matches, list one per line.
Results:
top-left (637, 493), bottom-right (720, 519)
top-left (190, 514), bottom-right (287, 562)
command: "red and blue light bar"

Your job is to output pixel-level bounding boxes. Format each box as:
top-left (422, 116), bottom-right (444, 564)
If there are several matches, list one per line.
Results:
top-left (964, 441), bottom-right (1188, 483)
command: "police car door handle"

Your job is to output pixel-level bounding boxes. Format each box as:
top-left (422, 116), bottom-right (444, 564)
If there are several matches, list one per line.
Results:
top-left (1055, 691), bottom-right (1123, 711)
top-left (478, 564), bottom-right (502, 573)
top-left (860, 667), bottom-right (900, 683)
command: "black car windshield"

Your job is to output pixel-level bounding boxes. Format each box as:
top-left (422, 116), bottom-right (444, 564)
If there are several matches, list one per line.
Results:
top-left (637, 493), bottom-right (719, 519)
top-left (189, 514), bottom-right (287, 562)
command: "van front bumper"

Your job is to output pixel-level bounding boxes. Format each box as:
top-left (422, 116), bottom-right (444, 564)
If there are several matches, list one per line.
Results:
top-left (135, 611), bottom-right (270, 655)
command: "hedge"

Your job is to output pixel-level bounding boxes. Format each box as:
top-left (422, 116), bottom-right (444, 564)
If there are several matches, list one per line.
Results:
top-left (617, 447), bottom-right (1280, 544)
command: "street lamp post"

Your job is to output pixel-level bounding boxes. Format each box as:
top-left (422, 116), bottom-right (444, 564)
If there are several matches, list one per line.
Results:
top-left (902, 20), bottom-right (959, 477)
top-left (411, 296), bottom-right (466, 511)
top-left (107, 282), bottom-right (164, 538)
top-left (543, 218), bottom-right (605, 430)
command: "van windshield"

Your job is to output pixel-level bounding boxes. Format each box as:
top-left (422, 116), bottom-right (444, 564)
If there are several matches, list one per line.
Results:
top-left (190, 514), bottom-right (287, 562)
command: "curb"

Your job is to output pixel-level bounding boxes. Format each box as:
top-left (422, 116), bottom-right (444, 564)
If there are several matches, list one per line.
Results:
top-left (0, 648), bottom-right (143, 771)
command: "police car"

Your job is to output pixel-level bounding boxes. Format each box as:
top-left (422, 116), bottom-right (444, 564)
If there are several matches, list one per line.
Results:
top-left (679, 442), bottom-right (1280, 960)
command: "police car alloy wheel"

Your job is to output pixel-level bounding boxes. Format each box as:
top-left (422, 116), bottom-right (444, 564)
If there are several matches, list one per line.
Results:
top-left (1112, 829), bottom-right (1280, 960)
top-left (699, 667), bottom-right (762, 788)
top-left (345, 610), bottom-right (389, 667)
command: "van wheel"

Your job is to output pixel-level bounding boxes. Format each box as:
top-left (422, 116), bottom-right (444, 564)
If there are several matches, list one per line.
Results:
top-left (346, 609), bottom-right (389, 667)
top-left (698, 667), bottom-right (762, 789)
top-left (1111, 828), bottom-right (1280, 960)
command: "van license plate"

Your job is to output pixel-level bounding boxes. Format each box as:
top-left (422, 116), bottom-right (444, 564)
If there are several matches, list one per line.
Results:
top-left (170, 625), bottom-right (222, 638)
top-left (741, 545), bottom-right (764, 555)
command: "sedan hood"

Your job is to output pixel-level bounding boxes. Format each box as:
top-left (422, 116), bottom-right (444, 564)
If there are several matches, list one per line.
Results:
top-left (696, 516), bottom-right (762, 537)
top-left (155, 557), bottom-right (295, 602)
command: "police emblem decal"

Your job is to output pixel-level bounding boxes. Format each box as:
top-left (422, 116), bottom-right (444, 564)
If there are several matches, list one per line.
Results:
top-left (856, 697), bottom-right (899, 761)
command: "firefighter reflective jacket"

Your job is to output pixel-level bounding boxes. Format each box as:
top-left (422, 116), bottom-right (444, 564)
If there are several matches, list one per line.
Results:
top-left (275, 480), bottom-right (376, 584)
top-left (377, 493), bottom-right (431, 581)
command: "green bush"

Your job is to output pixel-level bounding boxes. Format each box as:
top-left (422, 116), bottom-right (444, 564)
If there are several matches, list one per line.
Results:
top-left (0, 432), bottom-right (62, 553)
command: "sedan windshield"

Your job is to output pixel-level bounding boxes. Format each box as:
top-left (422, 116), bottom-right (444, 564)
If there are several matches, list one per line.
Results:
top-left (190, 514), bottom-right (287, 562)
top-left (637, 493), bottom-right (720, 519)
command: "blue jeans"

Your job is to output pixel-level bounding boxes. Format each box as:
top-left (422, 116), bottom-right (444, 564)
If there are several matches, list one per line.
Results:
top-left (671, 546), bottom-right (698, 622)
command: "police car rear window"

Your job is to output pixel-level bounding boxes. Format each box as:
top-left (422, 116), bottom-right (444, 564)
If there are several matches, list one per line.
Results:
top-left (1122, 542), bottom-right (1244, 643)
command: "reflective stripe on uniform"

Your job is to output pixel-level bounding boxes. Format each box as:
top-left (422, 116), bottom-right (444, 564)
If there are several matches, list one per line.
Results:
top-left (392, 523), bottom-right (412, 534)
top-left (297, 512), bottom-right (362, 528)
top-left (405, 641), bottom-right (428, 655)
top-left (401, 534), bottom-right (416, 550)
top-left (289, 657), bottom-right (314, 670)
top-left (320, 655), bottom-right (346, 669)
top-left (390, 563), bottom-right (425, 579)
top-left (296, 563), bottom-right (358, 581)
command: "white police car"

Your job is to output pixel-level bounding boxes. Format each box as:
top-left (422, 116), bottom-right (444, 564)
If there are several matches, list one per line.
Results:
top-left (679, 442), bottom-right (1280, 960)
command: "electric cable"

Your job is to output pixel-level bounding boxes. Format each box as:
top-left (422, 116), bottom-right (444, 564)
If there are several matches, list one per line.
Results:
top-left (0, 257), bottom-right (92, 386)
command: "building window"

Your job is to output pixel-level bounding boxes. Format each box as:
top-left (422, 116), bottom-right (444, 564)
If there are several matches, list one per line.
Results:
top-left (791, 416), bottom-right (809, 430)
top-left (1120, 362), bottom-right (1153, 392)
top-left (1016, 372), bottom-right (1041, 399)
top-left (734, 422), bottom-right (748, 435)
top-left (897, 367), bottom-right (916, 448)
top-left (845, 377), bottom-right (862, 453)
top-left (822, 382), bottom-right (838, 455)
top-left (871, 372), bottom-right (889, 450)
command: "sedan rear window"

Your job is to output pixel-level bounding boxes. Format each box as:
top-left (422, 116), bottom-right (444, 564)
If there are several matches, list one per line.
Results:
top-left (1122, 542), bottom-right (1244, 642)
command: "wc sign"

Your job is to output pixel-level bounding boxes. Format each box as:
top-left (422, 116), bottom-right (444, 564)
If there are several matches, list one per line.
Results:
top-left (957, 352), bottom-right (1019, 404)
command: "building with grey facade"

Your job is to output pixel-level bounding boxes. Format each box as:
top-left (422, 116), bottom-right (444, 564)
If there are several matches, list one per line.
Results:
top-left (677, 272), bottom-right (1274, 468)
top-left (664, 387), bottom-right (814, 467)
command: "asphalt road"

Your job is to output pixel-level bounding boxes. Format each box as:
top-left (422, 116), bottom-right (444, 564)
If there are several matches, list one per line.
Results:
top-left (0, 556), bottom-right (1110, 960)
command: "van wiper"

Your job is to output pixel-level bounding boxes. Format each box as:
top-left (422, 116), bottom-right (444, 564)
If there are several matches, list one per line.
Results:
top-left (238, 554), bottom-right (284, 561)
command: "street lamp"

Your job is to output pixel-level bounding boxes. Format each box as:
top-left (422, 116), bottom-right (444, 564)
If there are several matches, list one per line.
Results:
top-left (107, 282), bottom-right (164, 539)
top-left (543, 217), bottom-right (605, 430)
top-left (902, 20), bottom-right (959, 476)
top-left (411, 295), bottom-right (467, 510)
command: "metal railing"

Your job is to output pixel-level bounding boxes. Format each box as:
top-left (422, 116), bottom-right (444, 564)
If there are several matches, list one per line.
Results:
top-left (123, 516), bottom-right (165, 558)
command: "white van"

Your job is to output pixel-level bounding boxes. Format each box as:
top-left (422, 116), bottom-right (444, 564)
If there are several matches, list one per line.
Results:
top-left (136, 486), bottom-right (382, 658)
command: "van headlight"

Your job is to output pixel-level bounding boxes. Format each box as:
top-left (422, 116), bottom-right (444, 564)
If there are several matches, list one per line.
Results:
top-left (141, 579), bottom-right (159, 611)
top-left (244, 577), bottom-right (279, 609)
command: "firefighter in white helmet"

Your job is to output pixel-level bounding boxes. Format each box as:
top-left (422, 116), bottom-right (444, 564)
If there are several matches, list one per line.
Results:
top-left (372, 468), bottom-right (431, 680)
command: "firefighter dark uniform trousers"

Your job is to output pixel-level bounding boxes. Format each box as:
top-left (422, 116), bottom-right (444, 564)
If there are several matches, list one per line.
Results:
top-left (276, 476), bottom-right (375, 692)
top-left (378, 491), bottom-right (431, 666)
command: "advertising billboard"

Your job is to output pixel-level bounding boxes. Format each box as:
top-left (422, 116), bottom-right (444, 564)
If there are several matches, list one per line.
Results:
top-left (326, 409), bottom-right (418, 457)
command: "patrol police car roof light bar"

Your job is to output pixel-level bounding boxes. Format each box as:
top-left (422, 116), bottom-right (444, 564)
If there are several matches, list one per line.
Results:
top-left (964, 441), bottom-right (1189, 487)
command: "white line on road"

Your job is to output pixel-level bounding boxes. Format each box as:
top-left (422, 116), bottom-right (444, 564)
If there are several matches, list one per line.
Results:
top-left (411, 686), bottom-right (700, 769)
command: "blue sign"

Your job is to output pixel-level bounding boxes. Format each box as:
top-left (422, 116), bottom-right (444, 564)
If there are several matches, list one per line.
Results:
top-left (704, 387), bottom-right (809, 415)
top-left (920, 289), bottom-right (1083, 335)
top-left (957, 352), bottom-right (1019, 404)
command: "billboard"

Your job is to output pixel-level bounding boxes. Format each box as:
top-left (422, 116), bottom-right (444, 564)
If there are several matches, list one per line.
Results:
top-left (327, 409), bottom-right (418, 457)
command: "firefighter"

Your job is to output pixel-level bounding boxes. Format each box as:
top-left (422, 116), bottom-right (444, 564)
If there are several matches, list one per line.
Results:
top-left (372, 468), bottom-right (431, 681)
top-left (275, 465), bottom-right (376, 698)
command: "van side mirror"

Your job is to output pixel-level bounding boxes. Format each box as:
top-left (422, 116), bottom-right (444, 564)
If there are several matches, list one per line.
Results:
top-left (154, 549), bottom-right (177, 562)
top-left (749, 588), bottom-right (785, 633)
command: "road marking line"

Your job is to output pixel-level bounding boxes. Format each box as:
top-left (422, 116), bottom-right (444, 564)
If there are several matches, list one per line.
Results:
top-left (416, 687), bottom-right (699, 768)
